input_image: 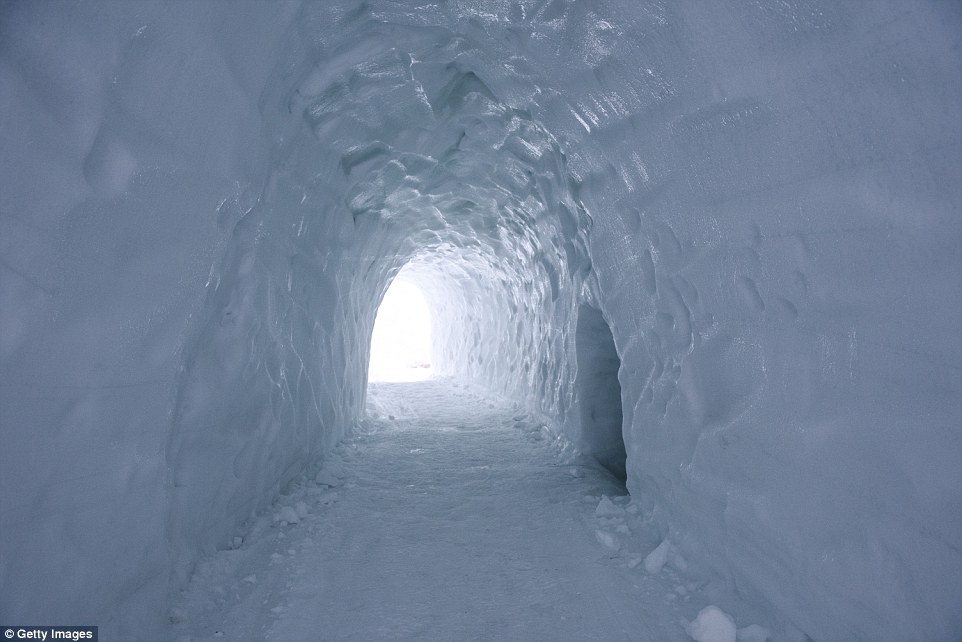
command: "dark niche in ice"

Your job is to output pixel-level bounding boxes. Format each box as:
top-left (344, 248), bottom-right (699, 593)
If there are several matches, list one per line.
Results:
top-left (575, 304), bottom-right (627, 487)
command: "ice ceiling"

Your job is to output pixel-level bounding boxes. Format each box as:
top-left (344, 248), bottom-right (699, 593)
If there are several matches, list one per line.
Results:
top-left (1, 1), bottom-right (960, 639)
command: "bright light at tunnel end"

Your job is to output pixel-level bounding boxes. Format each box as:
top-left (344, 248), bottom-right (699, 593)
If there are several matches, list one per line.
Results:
top-left (368, 278), bottom-right (434, 382)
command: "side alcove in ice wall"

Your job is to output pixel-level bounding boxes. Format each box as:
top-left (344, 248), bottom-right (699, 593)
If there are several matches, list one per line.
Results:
top-left (2, 1), bottom-right (961, 640)
top-left (574, 304), bottom-right (627, 484)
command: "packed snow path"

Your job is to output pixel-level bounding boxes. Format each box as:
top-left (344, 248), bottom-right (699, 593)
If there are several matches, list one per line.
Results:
top-left (172, 378), bottom-right (693, 641)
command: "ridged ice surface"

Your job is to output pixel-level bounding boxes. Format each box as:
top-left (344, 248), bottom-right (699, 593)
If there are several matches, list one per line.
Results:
top-left (1, 1), bottom-right (960, 640)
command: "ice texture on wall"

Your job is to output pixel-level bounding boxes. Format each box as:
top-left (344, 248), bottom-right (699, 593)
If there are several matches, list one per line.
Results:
top-left (0, 2), bottom-right (297, 634)
top-left (1, 1), bottom-right (960, 640)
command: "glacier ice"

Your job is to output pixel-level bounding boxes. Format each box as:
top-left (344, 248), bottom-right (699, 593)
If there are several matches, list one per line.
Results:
top-left (1, 0), bottom-right (960, 640)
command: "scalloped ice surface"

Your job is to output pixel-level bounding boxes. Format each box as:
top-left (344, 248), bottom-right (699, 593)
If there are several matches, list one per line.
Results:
top-left (1, 1), bottom-right (960, 640)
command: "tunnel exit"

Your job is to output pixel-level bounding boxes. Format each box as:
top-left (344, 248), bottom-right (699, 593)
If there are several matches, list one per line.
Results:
top-left (368, 276), bottom-right (433, 382)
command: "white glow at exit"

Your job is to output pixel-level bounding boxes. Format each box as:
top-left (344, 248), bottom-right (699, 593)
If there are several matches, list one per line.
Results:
top-left (368, 278), bottom-right (433, 382)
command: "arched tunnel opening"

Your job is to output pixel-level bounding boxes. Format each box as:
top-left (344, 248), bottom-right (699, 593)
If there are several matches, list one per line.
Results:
top-left (368, 269), bottom-right (433, 383)
top-left (2, 2), bottom-right (960, 640)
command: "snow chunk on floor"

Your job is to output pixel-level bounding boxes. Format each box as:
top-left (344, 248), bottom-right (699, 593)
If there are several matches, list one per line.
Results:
top-left (644, 539), bottom-right (672, 574)
top-left (273, 506), bottom-right (300, 525)
top-left (595, 529), bottom-right (620, 551)
top-left (686, 605), bottom-right (737, 642)
top-left (595, 495), bottom-right (625, 518)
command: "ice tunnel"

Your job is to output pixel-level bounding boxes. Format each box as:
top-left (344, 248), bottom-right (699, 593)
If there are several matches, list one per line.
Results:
top-left (1, 1), bottom-right (961, 640)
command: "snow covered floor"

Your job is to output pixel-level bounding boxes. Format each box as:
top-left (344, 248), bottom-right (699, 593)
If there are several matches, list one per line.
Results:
top-left (171, 378), bottom-right (698, 641)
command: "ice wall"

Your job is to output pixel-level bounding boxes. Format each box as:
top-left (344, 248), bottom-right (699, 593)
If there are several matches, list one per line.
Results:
top-left (2, 1), bottom-right (960, 640)
top-left (0, 2), bottom-right (297, 635)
